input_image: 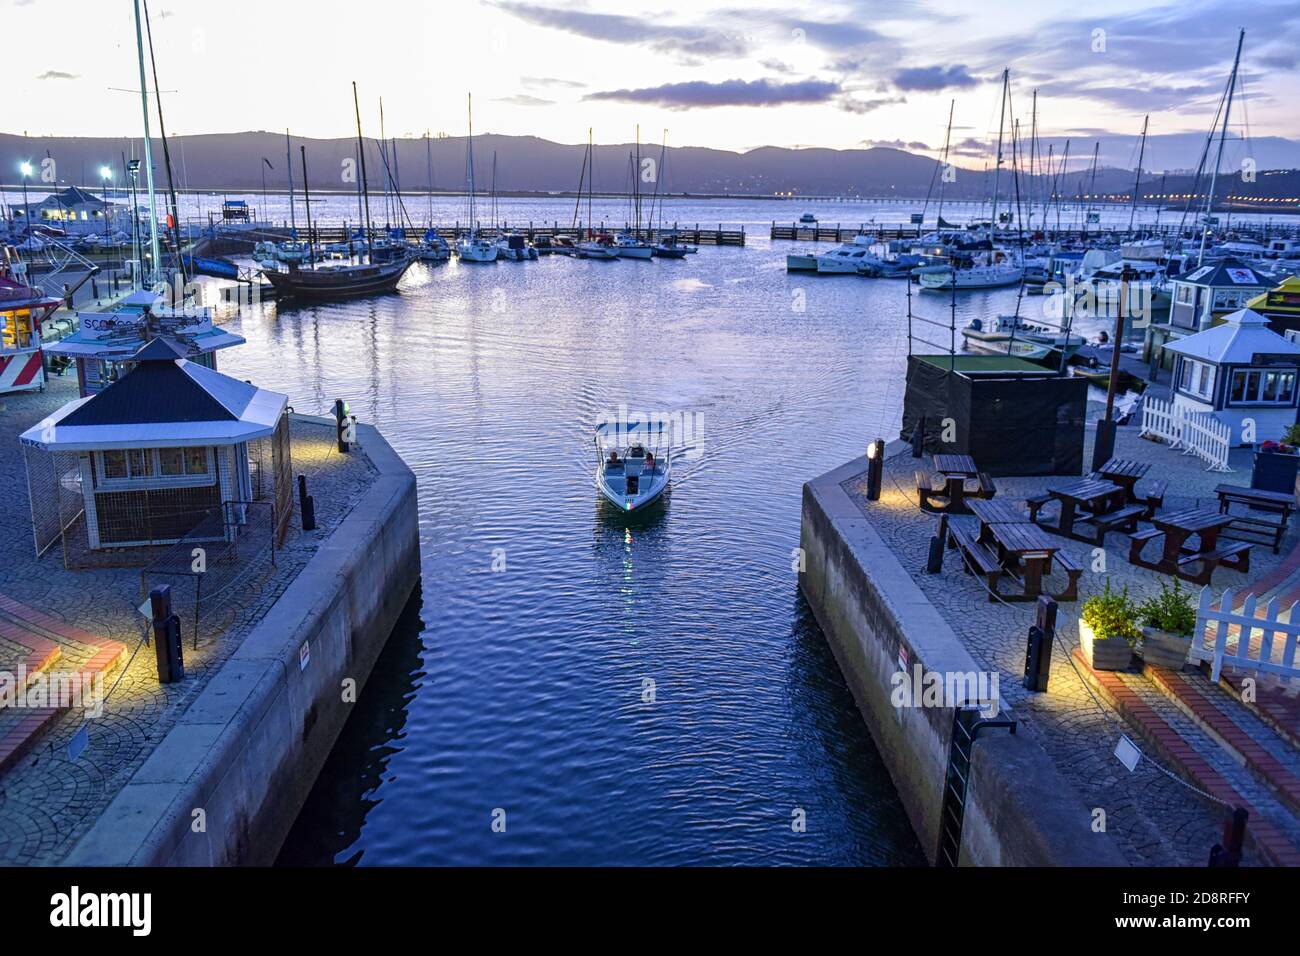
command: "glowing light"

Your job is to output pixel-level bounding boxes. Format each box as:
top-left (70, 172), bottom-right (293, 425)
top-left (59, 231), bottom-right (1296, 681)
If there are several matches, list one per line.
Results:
top-left (99, 166), bottom-right (112, 180)
top-left (19, 161), bottom-right (33, 177)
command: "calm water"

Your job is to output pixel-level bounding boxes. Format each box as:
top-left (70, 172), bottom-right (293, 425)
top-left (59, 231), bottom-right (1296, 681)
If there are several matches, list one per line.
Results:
top-left (209, 213), bottom-right (1043, 866)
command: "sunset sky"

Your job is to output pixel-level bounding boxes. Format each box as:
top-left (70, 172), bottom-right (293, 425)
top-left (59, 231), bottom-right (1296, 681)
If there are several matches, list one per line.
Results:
top-left (5, 0), bottom-right (1299, 170)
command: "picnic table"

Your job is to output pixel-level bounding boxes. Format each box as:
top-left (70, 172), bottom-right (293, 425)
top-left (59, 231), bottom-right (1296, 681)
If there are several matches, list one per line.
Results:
top-left (1096, 457), bottom-right (1150, 502)
top-left (917, 454), bottom-right (996, 515)
top-left (948, 498), bottom-right (1084, 601)
top-left (1129, 507), bottom-right (1250, 585)
top-left (1031, 478), bottom-right (1140, 544)
top-left (968, 498), bottom-right (1029, 545)
top-left (1216, 483), bottom-right (1296, 553)
top-left (987, 521), bottom-right (1061, 601)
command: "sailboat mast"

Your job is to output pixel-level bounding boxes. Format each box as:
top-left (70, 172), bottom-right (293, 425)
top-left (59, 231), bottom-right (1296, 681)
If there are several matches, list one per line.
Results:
top-left (426, 133), bottom-right (434, 227)
top-left (351, 81), bottom-right (374, 262)
top-left (1028, 90), bottom-right (1038, 229)
top-left (937, 99), bottom-right (953, 228)
top-left (466, 94), bottom-right (477, 236)
top-left (1085, 142), bottom-right (1100, 235)
top-left (130, 0), bottom-right (162, 283)
top-left (300, 145), bottom-right (315, 264)
top-left (989, 68), bottom-right (1009, 234)
top-left (285, 129), bottom-right (296, 233)
top-left (1198, 28), bottom-right (1245, 267)
top-left (1129, 115), bottom-right (1148, 234)
top-left (587, 128), bottom-right (593, 238)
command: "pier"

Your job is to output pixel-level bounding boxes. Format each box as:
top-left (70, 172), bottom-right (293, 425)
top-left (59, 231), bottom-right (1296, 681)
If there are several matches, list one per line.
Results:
top-left (772, 220), bottom-right (1300, 243)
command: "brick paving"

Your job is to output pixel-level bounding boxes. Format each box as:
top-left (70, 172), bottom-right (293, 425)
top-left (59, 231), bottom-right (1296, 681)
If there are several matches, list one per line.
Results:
top-left (854, 424), bottom-right (1300, 866)
top-left (0, 374), bottom-right (378, 864)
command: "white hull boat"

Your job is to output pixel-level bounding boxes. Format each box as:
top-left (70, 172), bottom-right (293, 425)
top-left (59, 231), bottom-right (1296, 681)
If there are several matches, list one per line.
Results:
top-left (595, 420), bottom-right (671, 513)
top-left (918, 262), bottom-right (1023, 290)
top-left (456, 235), bottom-right (498, 262)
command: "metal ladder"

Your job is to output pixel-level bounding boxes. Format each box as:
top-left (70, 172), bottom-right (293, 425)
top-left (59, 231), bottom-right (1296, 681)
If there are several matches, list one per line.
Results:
top-left (937, 705), bottom-right (1016, 867)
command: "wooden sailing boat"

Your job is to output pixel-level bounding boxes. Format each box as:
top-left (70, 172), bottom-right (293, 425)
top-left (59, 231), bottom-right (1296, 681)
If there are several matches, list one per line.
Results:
top-left (260, 83), bottom-right (414, 301)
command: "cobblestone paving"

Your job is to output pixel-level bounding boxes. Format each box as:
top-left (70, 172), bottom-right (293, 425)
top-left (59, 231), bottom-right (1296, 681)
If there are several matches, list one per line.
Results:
top-left (0, 375), bottom-right (377, 864)
top-left (852, 426), bottom-right (1298, 866)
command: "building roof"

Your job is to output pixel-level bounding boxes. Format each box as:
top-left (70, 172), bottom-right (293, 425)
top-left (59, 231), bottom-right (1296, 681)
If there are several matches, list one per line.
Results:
top-left (1246, 274), bottom-right (1300, 315)
top-left (19, 340), bottom-right (286, 451)
top-left (1165, 308), bottom-right (1300, 365)
top-left (1174, 257), bottom-right (1277, 289)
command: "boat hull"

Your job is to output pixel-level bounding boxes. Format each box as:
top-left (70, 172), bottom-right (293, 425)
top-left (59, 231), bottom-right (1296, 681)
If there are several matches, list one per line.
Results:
top-left (615, 245), bottom-right (653, 259)
top-left (786, 254), bottom-right (818, 271)
top-left (260, 258), bottom-right (414, 301)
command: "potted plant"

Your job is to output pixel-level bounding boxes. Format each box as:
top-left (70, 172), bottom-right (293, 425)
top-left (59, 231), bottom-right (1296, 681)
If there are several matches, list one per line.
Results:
top-left (1251, 426), bottom-right (1300, 495)
top-left (1080, 581), bottom-right (1140, 671)
top-left (1137, 579), bottom-right (1198, 670)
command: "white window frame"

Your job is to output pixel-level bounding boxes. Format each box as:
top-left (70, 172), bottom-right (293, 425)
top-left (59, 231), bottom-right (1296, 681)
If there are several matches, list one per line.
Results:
top-left (1178, 358), bottom-right (1216, 401)
top-left (1227, 367), bottom-right (1298, 407)
top-left (94, 446), bottom-right (217, 491)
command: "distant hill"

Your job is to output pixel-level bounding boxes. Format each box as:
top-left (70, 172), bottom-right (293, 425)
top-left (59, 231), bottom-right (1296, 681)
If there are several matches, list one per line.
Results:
top-left (1, 130), bottom-right (1296, 211)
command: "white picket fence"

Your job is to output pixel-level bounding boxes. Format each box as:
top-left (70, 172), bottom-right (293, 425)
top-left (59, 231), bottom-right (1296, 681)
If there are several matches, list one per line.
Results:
top-left (1139, 396), bottom-right (1233, 473)
top-left (1189, 587), bottom-right (1300, 682)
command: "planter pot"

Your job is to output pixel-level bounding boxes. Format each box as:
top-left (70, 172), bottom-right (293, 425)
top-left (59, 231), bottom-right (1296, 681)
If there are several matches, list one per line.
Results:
top-left (1080, 619), bottom-right (1134, 671)
top-left (1251, 449), bottom-right (1300, 496)
top-left (1140, 626), bottom-right (1192, 670)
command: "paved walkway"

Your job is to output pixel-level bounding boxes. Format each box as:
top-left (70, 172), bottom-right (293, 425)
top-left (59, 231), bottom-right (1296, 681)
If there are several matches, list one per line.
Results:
top-left (0, 375), bottom-right (378, 864)
top-left (858, 424), bottom-right (1300, 865)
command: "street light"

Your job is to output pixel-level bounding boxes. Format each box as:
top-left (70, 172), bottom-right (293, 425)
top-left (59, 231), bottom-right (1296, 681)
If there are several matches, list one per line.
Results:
top-left (99, 165), bottom-right (113, 239)
top-left (18, 162), bottom-right (32, 236)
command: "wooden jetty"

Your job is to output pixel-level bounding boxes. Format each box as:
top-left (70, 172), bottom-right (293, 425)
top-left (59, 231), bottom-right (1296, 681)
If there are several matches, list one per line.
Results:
top-left (211, 222), bottom-right (745, 247)
top-left (772, 221), bottom-right (1300, 243)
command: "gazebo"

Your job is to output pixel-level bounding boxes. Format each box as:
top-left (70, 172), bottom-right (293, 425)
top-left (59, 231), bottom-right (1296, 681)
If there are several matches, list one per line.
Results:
top-left (19, 338), bottom-right (292, 560)
top-left (1164, 308), bottom-right (1300, 446)
top-left (1145, 258), bottom-right (1278, 371)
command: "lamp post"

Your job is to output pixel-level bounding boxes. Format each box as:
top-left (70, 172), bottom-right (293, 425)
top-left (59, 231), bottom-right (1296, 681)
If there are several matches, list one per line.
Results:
top-left (99, 165), bottom-right (113, 240)
top-left (865, 438), bottom-right (885, 501)
top-left (128, 159), bottom-right (141, 287)
top-left (1092, 265), bottom-right (1138, 472)
top-left (18, 161), bottom-right (32, 237)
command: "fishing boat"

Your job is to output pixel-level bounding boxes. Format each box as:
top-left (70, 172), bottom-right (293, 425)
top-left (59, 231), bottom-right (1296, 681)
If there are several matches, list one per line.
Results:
top-left (595, 420), bottom-right (671, 513)
top-left (456, 94), bottom-right (498, 263)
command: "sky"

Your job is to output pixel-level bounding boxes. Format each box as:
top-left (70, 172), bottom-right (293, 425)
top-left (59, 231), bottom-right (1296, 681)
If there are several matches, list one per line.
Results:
top-left (5, 0), bottom-right (1299, 170)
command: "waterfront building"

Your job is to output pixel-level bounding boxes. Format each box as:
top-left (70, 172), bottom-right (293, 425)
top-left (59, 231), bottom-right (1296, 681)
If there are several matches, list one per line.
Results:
top-left (1246, 274), bottom-right (1300, 339)
top-left (1145, 258), bottom-right (1278, 371)
top-left (1164, 307), bottom-right (1300, 445)
top-left (44, 290), bottom-right (245, 396)
top-left (18, 185), bottom-right (118, 226)
top-left (19, 338), bottom-right (290, 552)
top-left (0, 268), bottom-right (61, 394)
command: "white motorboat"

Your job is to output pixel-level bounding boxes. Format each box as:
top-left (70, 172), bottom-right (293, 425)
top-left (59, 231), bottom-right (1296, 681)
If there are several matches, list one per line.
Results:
top-left (456, 235), bottom-right (498, 262)
top-left (918, 250), bottom-right (1023, 290)
top-left (815, 234), bottom-right (880, 274)
top-left (595, 420), bottom-right (671, 513)
top-left (961, 314), bottom-right (1085, 358)
top-left (786, 252), bottom-right (818, 272)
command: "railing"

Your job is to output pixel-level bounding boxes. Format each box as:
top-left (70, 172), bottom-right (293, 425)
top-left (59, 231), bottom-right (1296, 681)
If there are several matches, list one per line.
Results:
top-left (1189, 587), bottom-right (1300, 682)
top-left (1139, 395), bottom-right (1233, 473)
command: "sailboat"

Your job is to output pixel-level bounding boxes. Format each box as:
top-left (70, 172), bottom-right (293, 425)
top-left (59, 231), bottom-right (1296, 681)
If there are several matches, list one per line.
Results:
top-left (614, 128), bottom-right (654, 259)
top-left (260, 85), bottom-right (414, 301)
top-left (456, 94), bottom-right (498, 263)
top-left (574, 129), bottom-right (618, 260)
top-left (649, 133), bottom-right (687, 258)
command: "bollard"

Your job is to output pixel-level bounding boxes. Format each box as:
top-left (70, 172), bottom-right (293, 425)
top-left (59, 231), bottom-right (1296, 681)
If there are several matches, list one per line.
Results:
top-left (150, 585), bottom-right (185, 684)
top-left (298, 474), bottom-right (317, 531)
top-left (865, 438), bottom-right (885, 501)
top-left (1023, 596), bottom-right (1057, 692)
top-left (926, 513), bottom-right (948, 573)
top-left (91, 278), bottom-right (99, 299)
top-left (334, 399), bottom-right (350, 453)
top-left (1208, 807), bottom-right (1248, 867)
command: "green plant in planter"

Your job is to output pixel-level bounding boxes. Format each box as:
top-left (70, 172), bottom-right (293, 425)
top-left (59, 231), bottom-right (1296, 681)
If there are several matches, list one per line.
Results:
top-left (1082, 581), bottom-right (1141, 644)
top-left (1137, 579), bottom-right (1196, 637)
top-left (1282, 422), bottom-right (1300, 448)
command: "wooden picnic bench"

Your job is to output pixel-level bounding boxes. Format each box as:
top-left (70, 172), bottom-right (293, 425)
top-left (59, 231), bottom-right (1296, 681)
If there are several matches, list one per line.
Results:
top-left (1095, 457), bottom-right (1166, 518)
top-left (1129, 507), bottom-right (1251, 585)
top-left (955, 499), bottom-right (1084, 602)
top-left (1215, 483), bottom-right (1295, 554)
top-left (1033, 477), bottom-right (1139, 545)
top-left (917, 455), bottom-right (996, 515)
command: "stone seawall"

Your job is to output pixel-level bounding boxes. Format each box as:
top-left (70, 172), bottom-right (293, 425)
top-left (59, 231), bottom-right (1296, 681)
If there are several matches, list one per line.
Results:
top-left (66, 423), bottom-right (420, 866)
top-left (798, 450), bottom-right (1124, 866)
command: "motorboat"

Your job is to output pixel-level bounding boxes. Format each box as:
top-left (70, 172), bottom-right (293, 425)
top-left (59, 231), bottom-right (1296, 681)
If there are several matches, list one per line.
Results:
top-left (961, 314), bottom-right (1084, 359)
top-left (651, 235), bottom-right (689, 259)
top-left (595, 419), bottom-right (671, 513)
top-left (799, 212), bottom-right (817, 224)
top-left (917, 248), bottom-right (1023, 290)
top-left (456, 234), bottom-right (498, 262)
top-left (815, 234), bottom-right (880, 274)
top-left (786, 252), bottom-right (818, 272)
top-left (496, 232), bottom-right (539, 261)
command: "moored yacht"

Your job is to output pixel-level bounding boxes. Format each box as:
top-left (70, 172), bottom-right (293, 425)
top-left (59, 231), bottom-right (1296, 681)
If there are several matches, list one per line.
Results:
top-left (815, 234), bottom-right (880, 274)
top-left (496, 232), bottom-right (539, 261)
top-left (613, 232), bottom-right (654, 259)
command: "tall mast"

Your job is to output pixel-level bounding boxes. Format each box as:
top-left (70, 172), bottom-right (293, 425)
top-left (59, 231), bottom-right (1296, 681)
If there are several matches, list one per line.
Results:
top-left (299, 145), bottom-right (315, 264)
top-left (466, 94), bottom-right (477, 235)
top-left (1084, 142), bottom-right (1100, 235)
top-left (989, 68), bottom-right (1009, 234)
top-left (426, 132), bottom-right (434, 227)
top-left (285, 128), bottom-right (296, 234)
top-left (1129, 115), bottom-right (1149, 234)
top-left (1198, 28), bottom-right (1246, 267)
top-left (351, 81), bottom-right (374, 262)
top-left (634, 124), bottom-right (641, 234)
top-left (141, 0), bottom-right (185, 285)
top-left (937, 99), bottom-right (954, 228)
top-left (1028, 90), bottom-right (1038, 229)
top-left (130, 0), bottom-right (161, 283)
top-left (587, 128), bottom-right (593, 238)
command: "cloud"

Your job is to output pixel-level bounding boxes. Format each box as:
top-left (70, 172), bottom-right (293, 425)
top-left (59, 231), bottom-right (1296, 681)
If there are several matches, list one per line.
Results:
top-left (36, 70), bottom-right (77, 80)
top-left (585, 78), bottom-right (841, 109)
top-left (488, 5), bottom-right (747, 61)
top-left (836, 94), bottom-right (906, 114)
top-left (493, 94), bottom-right (556, 107)
top-left (892, 64), bottom-right (978, 92)
top-left (862, 138), bottom-right (932, 151)
top-left (521, 76), bottom-right (586, 89)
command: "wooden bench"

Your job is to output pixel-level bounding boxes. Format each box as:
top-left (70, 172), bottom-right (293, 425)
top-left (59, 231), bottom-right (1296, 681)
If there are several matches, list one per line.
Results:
top-left (1128, 527), bottom-right (1163, 564)
top-left (948, 524), bottom-right (1003, 600)
top-left (1051, 550), bottom-right (1084, 602)
top-left (972, 471), bottom-right (997, 500)
top-left (1076, 504), bottom-right (1145, 542)
top-left (1215, 483), bottom-right (1294, 554)
top-left (916, 471), bottom-right (950, 513)
top-left (1026, 493), bottom-right (1053, 523)
top-left (1176, 540), bottom-right (1252, 584)
top-left (1141, 479), bottom-right (1167, 519)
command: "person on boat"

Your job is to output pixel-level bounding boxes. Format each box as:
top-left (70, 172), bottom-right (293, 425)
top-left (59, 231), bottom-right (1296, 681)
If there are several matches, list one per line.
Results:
top-left (645, 451), bottom-right (655, 472)
top-left (608, 450), bottom-right (620, 466)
